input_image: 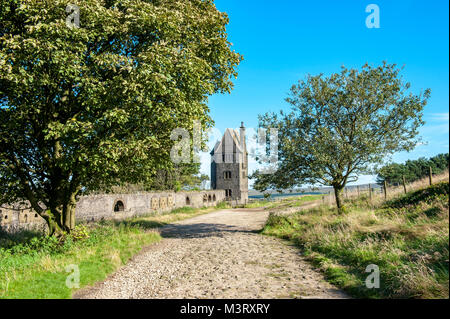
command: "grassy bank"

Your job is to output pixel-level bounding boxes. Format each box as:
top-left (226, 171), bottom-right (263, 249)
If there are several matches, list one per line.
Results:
top-left (262, 182), bottom-right (449, 298)
top-left (0, 203), bottom-right (228, 299)
top-left (244, 194), bottom-right (323, 209)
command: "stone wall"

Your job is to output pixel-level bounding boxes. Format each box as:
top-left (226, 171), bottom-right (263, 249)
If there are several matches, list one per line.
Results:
top-left (0, 190), bottom-right (226, 233)
top-left (0, 204), bottom-right (47, 234)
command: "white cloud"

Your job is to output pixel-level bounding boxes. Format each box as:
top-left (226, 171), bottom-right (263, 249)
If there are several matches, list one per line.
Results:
top-left (429, 112), bottom-right (449, 122)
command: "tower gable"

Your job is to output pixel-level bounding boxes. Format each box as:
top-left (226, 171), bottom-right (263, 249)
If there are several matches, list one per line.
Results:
top-left (210, 123), bottom-right (248, 205)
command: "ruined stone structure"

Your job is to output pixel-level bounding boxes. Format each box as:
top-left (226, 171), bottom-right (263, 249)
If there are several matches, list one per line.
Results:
top-left (0, 190), bottom-right (225, 233)
top-left (210, 122), bottom-right (248, 205)
top-left (1, 123), bottom-right (249, 233)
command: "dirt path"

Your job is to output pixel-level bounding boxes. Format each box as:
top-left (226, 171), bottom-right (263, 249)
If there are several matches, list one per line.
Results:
top-left (74, 208), bottom-right (348, 299)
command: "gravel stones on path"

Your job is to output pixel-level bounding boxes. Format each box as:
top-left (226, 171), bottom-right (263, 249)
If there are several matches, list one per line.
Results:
top-left (74, 208), bottom-right (348, 299)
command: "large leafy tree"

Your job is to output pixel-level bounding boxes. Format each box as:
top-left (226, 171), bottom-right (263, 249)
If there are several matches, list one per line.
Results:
top-left (0, 0), bottom-right (241, 234)
top-left (252, 63), bottom-right (430, 213)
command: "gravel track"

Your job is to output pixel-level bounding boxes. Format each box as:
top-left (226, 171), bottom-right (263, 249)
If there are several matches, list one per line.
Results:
top-left (74, 208), bottom-right (348, 299)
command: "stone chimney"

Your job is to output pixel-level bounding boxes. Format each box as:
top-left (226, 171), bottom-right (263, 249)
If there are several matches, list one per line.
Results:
top-left (239, 121), bottom-right (245, 154)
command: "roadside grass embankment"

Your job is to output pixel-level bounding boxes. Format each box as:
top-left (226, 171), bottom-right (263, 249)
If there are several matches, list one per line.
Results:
top-left (244, 194), bottom-right (323, 209)
top-left (0, 202), bottom-right (230, 299)
top-left (262, 181), bottom-right (449, 298)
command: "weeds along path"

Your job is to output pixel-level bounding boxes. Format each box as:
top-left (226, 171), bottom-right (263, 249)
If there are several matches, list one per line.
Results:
top-left (74, 208), bottom-right (347, 299)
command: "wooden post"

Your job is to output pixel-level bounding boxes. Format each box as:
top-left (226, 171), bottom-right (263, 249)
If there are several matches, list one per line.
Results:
top-left (402, 175), bottom-right (407, 194)
top-left (383, 180), bottom-right (388, 200)
top-left (429, 166), bottom-right (433, 185)
top-left (369, 184), bottom-right (372, 201)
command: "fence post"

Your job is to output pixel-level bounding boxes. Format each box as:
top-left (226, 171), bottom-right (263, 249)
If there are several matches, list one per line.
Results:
top-left (429, 166), bottom-right (433, 185)
top-left (369, 184), bottom-right (372, 201)
top-left (402, 175), bottom-right (407, 194)
top-left (383, 180), bottom-right (388, 200)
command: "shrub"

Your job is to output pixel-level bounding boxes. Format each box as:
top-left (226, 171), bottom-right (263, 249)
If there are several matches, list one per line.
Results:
top-left (69, 225), bottom-right (90, 242)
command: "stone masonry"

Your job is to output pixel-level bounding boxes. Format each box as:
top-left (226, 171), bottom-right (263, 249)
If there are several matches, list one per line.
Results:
top-left (210, 122), bottom-right (248, 205)
top-left (0, 190), bottom-right (225, 233)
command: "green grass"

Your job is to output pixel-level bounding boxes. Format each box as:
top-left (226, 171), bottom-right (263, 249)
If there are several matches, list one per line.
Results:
top-left (0, 202), bottom-right (228, 299)
top-left (244, 194), bottom-right (323, 209)
top-left (262, 182), bottom-right (449, 299)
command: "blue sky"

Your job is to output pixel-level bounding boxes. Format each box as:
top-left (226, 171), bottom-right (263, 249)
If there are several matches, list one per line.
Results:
top-left (200, 0), bottom-right (449, 187)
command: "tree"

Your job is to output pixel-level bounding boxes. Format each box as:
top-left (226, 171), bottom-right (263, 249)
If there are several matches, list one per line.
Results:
top-left (377, 153), bottom-right (449, 184)
top-left (148, 163), bottom-right (209, 191)
top-left (0, 0), bottom-right (242, 235)
top-left (96, 162), bottom-right (209, 193)
top-left (251, 63), bottom-right (430, 213)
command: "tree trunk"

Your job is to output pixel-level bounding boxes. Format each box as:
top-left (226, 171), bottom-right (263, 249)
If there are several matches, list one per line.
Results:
top-left (63, 193), bottom-right (77, 231)
top-left (44, 191), bottom-right (78, 236)
top-left (40, 209), bottom-right (65, 237)
top-left (333, 185), bottom-right (345, 214)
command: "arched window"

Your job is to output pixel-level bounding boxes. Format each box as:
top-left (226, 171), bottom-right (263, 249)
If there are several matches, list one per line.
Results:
top-left (114, 200), bottom-right (125, 212)
top-left (203, 194), bottom-right (208, 203)
top-left (213, 194), bottom-right (216, 201)
top-left (186, 196), bottom-right (191, 205)
top-left (208, 195), bottom-right (212, 202)
top-left (223, 171), bottom-right (232, 179)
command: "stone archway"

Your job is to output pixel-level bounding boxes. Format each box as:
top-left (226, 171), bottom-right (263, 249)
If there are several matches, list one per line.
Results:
top-left (114, 200), bottom-right (125, 212)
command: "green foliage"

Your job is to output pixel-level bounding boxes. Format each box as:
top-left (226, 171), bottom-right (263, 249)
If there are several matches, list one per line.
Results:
top-left (145, 163), bottom-right (209, 192)
top-left (262, 182), bottom-right (449, 298)
top-left (169, 206), bottom-right (196, 215)
top-left (251, 63), bottom-right (430, 211)
top-left (68, 225), bottom-right (90, 242)
top-left (377, 153), bottom-right (449, 185)
top-left (214, 201), bottom-right (231, 209)
top-left (0, 0), bottom-right (241, 234)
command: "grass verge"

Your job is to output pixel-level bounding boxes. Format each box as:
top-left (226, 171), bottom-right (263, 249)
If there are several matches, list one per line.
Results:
top-left (0, 202), bottom-right (229, 299)
top-left (244, 194), bottom-right (323, 209)
top-left (262, 182), bottom-right (449, 298)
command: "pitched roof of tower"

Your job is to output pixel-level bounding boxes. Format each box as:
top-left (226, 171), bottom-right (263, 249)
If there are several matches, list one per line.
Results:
top-left (210, 128), bottom-right (244, 155)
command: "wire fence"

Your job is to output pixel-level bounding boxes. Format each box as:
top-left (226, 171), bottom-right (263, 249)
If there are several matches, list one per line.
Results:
top-left (322, 168), bottom-right (449, 207)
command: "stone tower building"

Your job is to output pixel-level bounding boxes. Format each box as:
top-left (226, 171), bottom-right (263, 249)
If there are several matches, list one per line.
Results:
top-left (210, 122), bottom-right (248, 204)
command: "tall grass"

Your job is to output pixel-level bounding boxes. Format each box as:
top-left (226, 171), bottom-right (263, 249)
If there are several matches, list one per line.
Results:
top-left (244, 194), bottom-right (323, 209)
top-left (0, 201), bottom-right (228, 299)
top-left (0, 223), bottom-right (160, 299)
top-left (263, 181), bottom-right (449, 298)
